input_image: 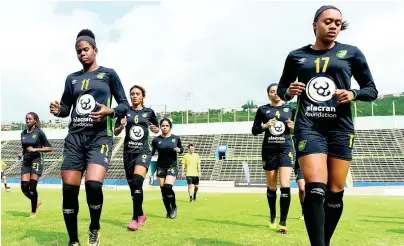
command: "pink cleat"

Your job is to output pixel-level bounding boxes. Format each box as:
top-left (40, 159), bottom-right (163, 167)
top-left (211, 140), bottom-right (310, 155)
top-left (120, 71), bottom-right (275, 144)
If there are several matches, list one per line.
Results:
top-left (138, 215), bottom-right (147, 226)
top-left (127, 220), bottom-right (140, 231)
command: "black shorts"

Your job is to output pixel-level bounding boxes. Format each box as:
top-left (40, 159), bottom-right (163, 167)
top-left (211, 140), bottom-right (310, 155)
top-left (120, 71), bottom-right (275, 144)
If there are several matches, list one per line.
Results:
top-left (156, 166), bottom-right (178, 178)
top-left (295, 130), bottom-right (354, 161)
top-left (262, 145), bottom-right (295, 171)
top-left (123, 152), bottom-right (152, 179)
top-left (21, 157), bottom-right (43, 176)
top-left (61, 133), bottom-right (113, 172)
top-left (1, 172), bottom-right (4, 178)
top-left (294, 162), bottom-right (304, 181)
top-left (186, 176), bottom-right (200, 185)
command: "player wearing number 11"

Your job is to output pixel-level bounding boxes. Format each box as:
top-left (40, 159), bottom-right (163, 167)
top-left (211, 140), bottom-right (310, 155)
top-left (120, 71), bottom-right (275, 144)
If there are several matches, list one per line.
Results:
top-left (277, 6), bottom-right (378, 246)
top-left (49, 29), bottom-right (129, 246)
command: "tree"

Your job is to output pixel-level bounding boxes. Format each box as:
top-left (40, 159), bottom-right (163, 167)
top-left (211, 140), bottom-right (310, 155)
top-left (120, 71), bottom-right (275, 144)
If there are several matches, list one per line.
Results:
top-left (242, 100), bottom-right (257, 110)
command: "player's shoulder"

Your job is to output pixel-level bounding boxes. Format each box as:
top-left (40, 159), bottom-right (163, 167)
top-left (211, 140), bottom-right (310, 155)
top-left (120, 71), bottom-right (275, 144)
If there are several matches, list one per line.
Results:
top-left (283, 104), bottom-right (295, 111)
top-left (35, 128), bottom-right (46, 135)
top-left (143, 107), bottom-right (156, 114)
top-left (288, 45), bottom-right (310, 57)
top-left (334, 42), bottom-right (362, 58)
top-left (257, 104), bottom-right (270, 111)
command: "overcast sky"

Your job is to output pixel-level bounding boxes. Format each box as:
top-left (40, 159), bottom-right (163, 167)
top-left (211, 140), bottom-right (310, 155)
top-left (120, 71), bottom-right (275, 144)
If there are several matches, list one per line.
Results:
top-left (1, 1), bottom-right (403, 123)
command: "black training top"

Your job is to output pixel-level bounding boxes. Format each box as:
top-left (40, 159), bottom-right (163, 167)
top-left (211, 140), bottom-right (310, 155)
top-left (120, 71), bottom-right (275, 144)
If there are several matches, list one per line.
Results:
top-left (151, 134), bottom-right (184, 168)
top-left (55, 66), bottom-right (129, 136)
top-left (115, 107), bottom-right (159, 155)
top-left (252, 104), bottom-right (295, 152)
top-left (21, 128), bottom-right (51, 161)
top-left (277, 42), bottom-right (378, 132)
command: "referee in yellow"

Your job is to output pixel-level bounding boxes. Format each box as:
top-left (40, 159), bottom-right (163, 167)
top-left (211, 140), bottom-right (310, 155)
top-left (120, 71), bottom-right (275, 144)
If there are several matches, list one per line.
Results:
top-left (181, 144), bottom-right (201, 202)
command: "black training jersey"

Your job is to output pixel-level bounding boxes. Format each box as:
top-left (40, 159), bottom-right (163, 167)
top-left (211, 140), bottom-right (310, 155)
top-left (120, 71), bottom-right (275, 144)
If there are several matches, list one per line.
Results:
top-left (277, 42), bottom-right (378, 132)
top-left (21, 128), bottom-right (51, 161)
top-left (55, 66), bottom-right (129, 136)
top-left (151, 135), bottom-right (184, 168)
top-left (116, 107), bottom-right (159, 155)
top-left (252, 104), bottom-right (295, 150)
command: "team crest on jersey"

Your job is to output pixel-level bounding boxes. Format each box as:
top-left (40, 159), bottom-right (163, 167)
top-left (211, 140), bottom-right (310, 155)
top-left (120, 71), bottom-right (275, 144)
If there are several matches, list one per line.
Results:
top-left (142, 113), bottom-right (148, 118)
top-left (172, 139), bottom-right (176, 143)
top-left (96, 72), bottom-right (105, 79)
top-left (298, 140), bottom-right (307, 151)
top-left (32, 134), bottom-right (37, 139)
top-left (283, 108), bottom-right (289, 112)
top-left (336, 50), bottom-right (347, 59)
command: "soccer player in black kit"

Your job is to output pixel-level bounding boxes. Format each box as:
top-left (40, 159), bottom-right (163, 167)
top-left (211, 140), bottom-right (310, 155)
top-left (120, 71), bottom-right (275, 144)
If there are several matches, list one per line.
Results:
top-left (151, 118), bottom-right (183, 219)
top-left (49, 29), bottom-right (129, 246)
top-left (20, 112), bottom-right (53, 218)
top-left (277, 6), bottom-right (378, 246)
top-left (252, 83), bottom-right (295, 234)
top-left (114, 85), bottom-right (159, 231)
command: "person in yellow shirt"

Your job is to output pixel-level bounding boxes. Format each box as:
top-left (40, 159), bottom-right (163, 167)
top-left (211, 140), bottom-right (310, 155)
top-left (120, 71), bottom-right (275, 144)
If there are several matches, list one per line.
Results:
top-left (1, 161), bottom-right (11, 192)
top-left (181, 144), bottom-right (201, 202)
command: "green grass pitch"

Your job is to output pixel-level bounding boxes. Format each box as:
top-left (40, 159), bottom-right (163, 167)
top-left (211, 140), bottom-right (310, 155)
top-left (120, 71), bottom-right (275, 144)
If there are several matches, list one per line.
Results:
top-left (2, 189), bottom-right (404, 245)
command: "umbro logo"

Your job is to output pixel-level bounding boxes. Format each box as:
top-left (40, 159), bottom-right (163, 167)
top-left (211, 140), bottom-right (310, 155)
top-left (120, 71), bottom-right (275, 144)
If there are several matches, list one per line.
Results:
top-left (297, 58), bottom-right (306, 64)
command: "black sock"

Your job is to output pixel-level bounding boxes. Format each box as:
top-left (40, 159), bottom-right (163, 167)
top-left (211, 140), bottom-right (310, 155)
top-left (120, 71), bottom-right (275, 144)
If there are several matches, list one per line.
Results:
top-left (4, 183), bottom-right (8, 188)
top-left (132, 174), bottom-right (144, 220)
top-left (324, 190), bottom-right (344, 245)
top-left (85, 181), bottom-right (103, 231)
top-left (128, 180), bottom-right (136, 220)
top-left (279, 187), bottom-right (291, 226)
top-left (299, 189), bottom-right (305, 214)
top-left (160, 187), bottom-right (171, 214)
top-left (193, 186), bottom-right (198, 199)
top-left (266, 188), bottom-right (277, 221)
top-left (303, 182), bottom-right (327, 246)
top-left (29, 179), bottom-right (38, 213)
top-left (21, 181), bottom-right (31, 199)
top-left (164, 184), bottom-right (176, 209)
top-left (189, 195), bottom-right (193, 201)
top-left (63, 184), bottom-right (80, 243)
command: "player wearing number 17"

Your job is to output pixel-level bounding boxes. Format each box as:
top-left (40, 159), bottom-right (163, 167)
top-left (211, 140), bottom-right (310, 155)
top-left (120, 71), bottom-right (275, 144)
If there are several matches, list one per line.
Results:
top-left (277, 6), bottom-right (378, 246)
top-left (49, 29), bottom-right (129, 246)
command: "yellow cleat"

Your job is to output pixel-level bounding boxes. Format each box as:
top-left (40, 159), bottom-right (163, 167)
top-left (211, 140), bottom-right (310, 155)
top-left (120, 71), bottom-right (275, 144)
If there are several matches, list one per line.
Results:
top-left (269, 221), bottom-right (277, 229)
top-left (278, 225), bottom-right (288, 234)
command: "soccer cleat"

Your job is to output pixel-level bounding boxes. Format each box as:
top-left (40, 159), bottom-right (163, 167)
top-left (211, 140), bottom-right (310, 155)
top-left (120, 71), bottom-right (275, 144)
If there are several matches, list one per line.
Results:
top-left (88, 229), bottom-right (100, 246)
top-left (278, 225), bottom-right (288, 234)
top-left (169, 207), bottom-right (177, 219)
top-left (68, 242), bottom-right (80, 246)
top-left (138, 215), bottom-right (147, 226)
top-left (127, 220), bottom-right (140, 231)
top-left (190, 199), bottom-right (194, 203)
top-left (6, 187), bottom-right (11, 192)
top-left (29, 213), bottom-right (36, 219)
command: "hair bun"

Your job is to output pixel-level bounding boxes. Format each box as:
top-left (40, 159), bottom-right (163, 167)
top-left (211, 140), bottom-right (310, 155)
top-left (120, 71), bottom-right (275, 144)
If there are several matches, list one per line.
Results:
top-left (77, 29), bottom-right (95, 39)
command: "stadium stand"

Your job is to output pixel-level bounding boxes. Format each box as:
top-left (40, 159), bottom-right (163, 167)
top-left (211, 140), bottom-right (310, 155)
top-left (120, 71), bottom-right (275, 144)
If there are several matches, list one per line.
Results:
top-left (2, 127), bottom-right (404, 184)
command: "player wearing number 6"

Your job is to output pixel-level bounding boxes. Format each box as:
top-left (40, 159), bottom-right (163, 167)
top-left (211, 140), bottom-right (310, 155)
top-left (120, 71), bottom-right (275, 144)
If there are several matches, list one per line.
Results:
top-left (49, 29), bottom-right (129, 246)
top-left (277, 6), bottom-right (378, 246)
top-left (252, 83), bottom-right (296, 234)
top-left (20, 112), bottom-right (53, 219)
top-left (114, 85), bottom-right (159, 231)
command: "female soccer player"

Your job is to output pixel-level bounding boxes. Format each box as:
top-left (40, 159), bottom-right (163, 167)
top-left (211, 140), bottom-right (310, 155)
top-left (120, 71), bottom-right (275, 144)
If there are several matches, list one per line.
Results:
top-left (50, 29), bottom-right (129, 246)
top-left (20, 112), bottom-right (53, 218)
top-left (151, 118), bottom-right (183, 219)
top-left (114, 85), bottom-right (159, 231)
top-left (277, 5), bottom-right (378, 246)
top-left (252, 83), bottom-right (295, 234)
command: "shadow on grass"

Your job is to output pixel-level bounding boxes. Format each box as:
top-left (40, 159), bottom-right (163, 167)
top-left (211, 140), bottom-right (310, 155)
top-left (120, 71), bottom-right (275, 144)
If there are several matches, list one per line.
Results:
top-left (387, 229), bottom-right (404, 235)
top-left (359, 219), bottom-right (404, 225)
top-left (4, 211), bottom-right (29, 218)
top-left (362, 215), bottom-right (404, 220)
top-left (23, 229), bottom-right (66, 245)
top-left (189, 237), bottom-right (243, 246)
top-left (196, 218), bottom-right (268, 229)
